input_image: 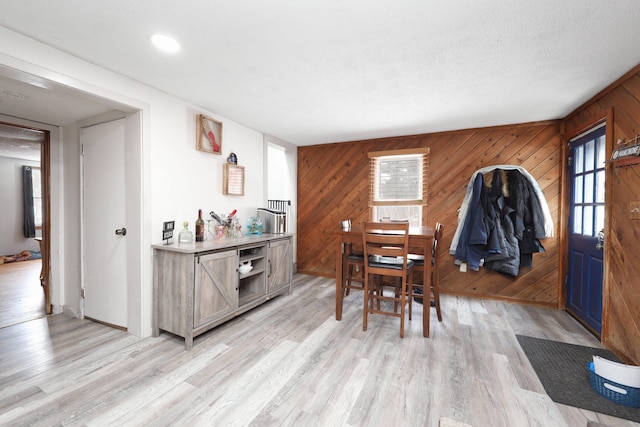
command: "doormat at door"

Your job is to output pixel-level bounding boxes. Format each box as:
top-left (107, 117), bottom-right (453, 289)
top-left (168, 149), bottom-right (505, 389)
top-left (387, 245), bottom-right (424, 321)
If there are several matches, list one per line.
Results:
top-left (516, 335), bottom-right (640, 423)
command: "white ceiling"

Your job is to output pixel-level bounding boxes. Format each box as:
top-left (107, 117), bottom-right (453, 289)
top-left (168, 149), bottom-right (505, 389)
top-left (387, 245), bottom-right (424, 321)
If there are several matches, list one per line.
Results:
top-left (1, 0), bottom-right (640, 146)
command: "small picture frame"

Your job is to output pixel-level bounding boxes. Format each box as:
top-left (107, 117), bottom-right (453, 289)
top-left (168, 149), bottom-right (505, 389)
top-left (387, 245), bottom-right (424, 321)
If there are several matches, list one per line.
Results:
top-left (223, 163), bottom-right (245, 196)
top-left (196, 114), bottom-right (222, 154)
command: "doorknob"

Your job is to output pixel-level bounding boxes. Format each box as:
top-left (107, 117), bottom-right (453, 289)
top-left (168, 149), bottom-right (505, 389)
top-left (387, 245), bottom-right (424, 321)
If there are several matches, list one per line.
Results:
top-left (115, 227), bottom-right (127, 236)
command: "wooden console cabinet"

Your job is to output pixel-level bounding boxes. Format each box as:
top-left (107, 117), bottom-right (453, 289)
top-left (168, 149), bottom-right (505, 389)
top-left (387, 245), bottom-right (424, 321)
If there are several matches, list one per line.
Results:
top-left (152, 234), bottom-right (293, 350)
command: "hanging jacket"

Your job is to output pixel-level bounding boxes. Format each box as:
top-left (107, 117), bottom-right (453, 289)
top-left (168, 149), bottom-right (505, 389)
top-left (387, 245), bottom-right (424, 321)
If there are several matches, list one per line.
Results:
top-left (454, 174), bottom-right (487, 271)
top-left (450, 165), bottom-right (554, 257)
top-left (484, 170), bottom-right (521, 276)
top-left (452, 167), bottom-right (549, 276)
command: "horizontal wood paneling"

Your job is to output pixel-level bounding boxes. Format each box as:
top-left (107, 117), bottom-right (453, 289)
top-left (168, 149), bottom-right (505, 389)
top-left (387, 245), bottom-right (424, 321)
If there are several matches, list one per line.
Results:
top-left (564, 64), bottom-right (640, 364)
top-left (298, 121), bottom-right (562, 307)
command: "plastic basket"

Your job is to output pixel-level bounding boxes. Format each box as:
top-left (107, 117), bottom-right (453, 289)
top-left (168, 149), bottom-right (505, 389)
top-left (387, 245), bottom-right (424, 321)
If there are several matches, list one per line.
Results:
top-left (589, 362), bottom-right (640, 408)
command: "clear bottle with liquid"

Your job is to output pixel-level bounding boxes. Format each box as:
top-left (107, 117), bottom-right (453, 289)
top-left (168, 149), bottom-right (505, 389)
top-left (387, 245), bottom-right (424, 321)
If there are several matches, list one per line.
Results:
top-left (178, 221), bottom-right (193, 244)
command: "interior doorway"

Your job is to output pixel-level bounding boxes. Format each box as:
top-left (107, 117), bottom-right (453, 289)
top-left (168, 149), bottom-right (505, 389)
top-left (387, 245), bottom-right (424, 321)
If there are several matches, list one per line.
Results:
top-left (0, 121), bottom-right (50, 326)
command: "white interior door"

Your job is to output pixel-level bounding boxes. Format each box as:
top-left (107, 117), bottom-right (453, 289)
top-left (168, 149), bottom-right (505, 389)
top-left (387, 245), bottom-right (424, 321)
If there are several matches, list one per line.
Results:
top-left (82, 119), bottom-right (127, 328)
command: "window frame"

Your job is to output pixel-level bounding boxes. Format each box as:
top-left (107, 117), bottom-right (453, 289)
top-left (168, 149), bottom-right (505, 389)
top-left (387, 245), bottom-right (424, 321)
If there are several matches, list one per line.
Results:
top-left (368, 147), bottom-right (429, 226)
top-left (31, 166), bottom-right (43, 229)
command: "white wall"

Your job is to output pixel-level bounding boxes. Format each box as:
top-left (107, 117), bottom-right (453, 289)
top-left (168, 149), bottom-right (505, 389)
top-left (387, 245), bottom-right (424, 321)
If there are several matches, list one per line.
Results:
top-left (265, 135), bottom-right (298, 264)
top-left (0, 156), bottom-right (41, 256)
top-left (0, 26), bottom-right (274, 338)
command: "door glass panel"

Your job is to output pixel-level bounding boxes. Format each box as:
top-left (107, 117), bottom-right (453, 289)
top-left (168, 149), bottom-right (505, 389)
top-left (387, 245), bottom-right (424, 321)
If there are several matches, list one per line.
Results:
top-left (574, 175), bottom-right (583, 203)
top-left (575, 145), bottom-right (584, 173)
top-left (573, 206), bottom-right (583, 234)
top-left (597, 136), bottom-right (606, 168)
top-left (585, 140), bottom-right (595, 172)
top-left (596, 205), bottom-right (605, 235)
top-left (584, 173), bottom-right (594, 203)
top-left (596, 170), bottom-right (605, 203)
top-left (583, 206), bottom-right (593, 236)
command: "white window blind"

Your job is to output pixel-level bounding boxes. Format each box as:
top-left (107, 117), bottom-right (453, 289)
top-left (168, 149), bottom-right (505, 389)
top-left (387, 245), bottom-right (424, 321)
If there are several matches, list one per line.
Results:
top-left (368, 148), bottom-right (429, 207)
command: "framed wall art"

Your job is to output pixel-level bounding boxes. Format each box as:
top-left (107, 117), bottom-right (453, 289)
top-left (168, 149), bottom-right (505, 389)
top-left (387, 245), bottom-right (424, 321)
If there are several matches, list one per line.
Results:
top-left (223, 163), bottom-right (245, 196)
top-left (196, 114), bottom-right (222, 154)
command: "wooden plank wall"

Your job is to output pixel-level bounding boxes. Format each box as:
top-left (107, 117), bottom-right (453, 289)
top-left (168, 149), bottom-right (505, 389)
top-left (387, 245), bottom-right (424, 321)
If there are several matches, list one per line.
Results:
top-left (298, 121), bottom-right (562, 307)
top-left (564, 64), bottom-right (640, 364)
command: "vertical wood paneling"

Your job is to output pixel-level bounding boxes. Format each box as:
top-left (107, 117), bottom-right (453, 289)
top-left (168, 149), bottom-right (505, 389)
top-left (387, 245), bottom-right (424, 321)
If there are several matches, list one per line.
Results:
top-left (298, 121), bottom-right (562, 307)
top-left (563, 64), bottom-right (640, 364)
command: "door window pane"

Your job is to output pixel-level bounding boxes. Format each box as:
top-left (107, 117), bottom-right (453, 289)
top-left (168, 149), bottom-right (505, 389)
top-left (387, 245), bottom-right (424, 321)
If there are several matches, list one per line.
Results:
top-left (585, 140), bottom-right (595, 172)
top-left (573, 206), bottom-right (583, 234)
top-left (596, 170), bottom-right (605, 203)
top-left (597, 136), bottom-right (606, 168)
top-left (574, 175), bottom-right (583, 203)
top-left (583, 206), bottom-right (593, 236)
top-left (575, 145), bottom-right (584, 174)
top-left (595, 206), bottom-right (605, 236)
top-left (584, 173), bottom-right (594, 203)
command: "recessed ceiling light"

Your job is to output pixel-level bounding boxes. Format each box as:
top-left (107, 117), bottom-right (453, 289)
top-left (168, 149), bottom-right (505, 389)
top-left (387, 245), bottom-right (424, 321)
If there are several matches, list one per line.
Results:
top-left (151, 34), bottom-right (181, 53)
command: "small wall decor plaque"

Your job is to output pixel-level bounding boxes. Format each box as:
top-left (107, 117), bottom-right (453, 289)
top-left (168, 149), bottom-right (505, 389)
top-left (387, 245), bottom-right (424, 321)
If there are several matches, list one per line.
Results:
top-left (223, 163), bottom-right (245, 196)
top-left (197, 114), bottom-right (222, 154)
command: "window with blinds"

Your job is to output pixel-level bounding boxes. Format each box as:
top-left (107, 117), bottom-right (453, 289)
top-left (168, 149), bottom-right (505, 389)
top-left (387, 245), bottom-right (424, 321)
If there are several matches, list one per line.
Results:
top-left (368, 148), bottom-right (429, 226)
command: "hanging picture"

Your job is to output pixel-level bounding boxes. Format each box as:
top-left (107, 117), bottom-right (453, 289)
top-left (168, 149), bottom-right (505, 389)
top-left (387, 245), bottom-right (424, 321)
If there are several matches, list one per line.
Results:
top-left (196, 114), bottom-right (222, 154)
top-left (223, 163), bottom-right (245, 196)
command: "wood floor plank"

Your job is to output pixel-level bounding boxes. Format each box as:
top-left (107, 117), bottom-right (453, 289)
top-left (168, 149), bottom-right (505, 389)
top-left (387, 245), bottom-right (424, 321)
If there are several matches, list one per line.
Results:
top-left (0, 274), bottom-right (638, 427)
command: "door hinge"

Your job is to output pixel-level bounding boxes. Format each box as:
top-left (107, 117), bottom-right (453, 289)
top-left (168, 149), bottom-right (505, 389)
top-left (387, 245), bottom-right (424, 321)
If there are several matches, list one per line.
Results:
top-left (81, 288), bottom-right (85, 298)
top-left (568, 156), bottom-right (572, 167)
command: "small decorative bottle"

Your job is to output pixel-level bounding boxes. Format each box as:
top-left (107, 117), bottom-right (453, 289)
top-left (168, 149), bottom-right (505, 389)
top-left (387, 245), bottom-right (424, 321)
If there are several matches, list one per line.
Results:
top-left (178, 221), bottom-right (193, 243)
top-left (195, 209), bottom-right (205, 242)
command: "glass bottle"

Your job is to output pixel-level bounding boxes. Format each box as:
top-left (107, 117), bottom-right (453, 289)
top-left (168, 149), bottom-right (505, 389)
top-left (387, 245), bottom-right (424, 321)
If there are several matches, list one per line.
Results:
top-left (195, 209), bottom-right (204, 242)
top-left (204, 219), bottom-right (215, 241)
top-left (178, 221), bottom-right (193, 243)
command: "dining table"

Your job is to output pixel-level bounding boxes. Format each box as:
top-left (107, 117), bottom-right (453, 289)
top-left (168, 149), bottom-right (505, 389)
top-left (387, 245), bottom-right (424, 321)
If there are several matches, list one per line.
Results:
top-left (335, 225), bottom-right (435, 337)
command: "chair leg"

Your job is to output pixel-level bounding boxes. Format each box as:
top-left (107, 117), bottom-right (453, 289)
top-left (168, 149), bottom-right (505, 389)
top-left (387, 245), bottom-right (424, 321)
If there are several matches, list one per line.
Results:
top-left (432, 282), bottom-right (442, 322)
top-left (345, 264), bottom-right (353, 296)
top-left (408, 282), bottom-right (413, 320)
top-left (399, 279), bottom-right (406, 338)
top-left (363, 274), bottom-right (369, 331)
top-left (393, 278), bottom-right (400, 313)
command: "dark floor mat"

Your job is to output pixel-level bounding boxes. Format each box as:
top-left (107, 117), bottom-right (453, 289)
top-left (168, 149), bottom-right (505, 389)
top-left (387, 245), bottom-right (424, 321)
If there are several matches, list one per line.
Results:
top-left (516, 335), bottom-right (640, 423)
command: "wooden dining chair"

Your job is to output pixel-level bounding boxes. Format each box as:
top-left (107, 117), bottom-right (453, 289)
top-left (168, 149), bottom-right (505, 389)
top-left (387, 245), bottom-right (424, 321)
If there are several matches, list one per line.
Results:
top-left (362, 221), bottom-right (414, 338)
top-left (408, 222), bottom-right (443, 324)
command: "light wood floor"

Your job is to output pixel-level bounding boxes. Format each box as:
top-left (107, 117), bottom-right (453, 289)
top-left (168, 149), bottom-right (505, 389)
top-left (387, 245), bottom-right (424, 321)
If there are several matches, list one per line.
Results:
top-left (0, 259), bottom-right (46, 329)
top-left (0, 274), bottom-right (637, 427)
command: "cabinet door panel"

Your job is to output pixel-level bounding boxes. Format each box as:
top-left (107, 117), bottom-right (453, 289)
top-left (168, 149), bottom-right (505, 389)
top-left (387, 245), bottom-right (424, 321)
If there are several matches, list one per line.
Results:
top-left (267, 238), bottom-right (292, 294)
top-left (194, 250), bottom-right (238, 327)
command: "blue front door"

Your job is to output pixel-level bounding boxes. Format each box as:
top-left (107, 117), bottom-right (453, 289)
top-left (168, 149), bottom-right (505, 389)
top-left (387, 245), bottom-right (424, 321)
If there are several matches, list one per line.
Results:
top-left (566, 125), bottom-right (606, 335)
